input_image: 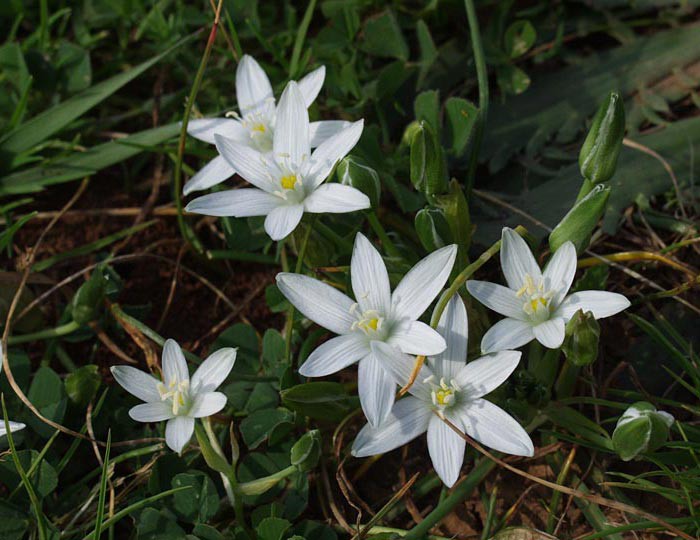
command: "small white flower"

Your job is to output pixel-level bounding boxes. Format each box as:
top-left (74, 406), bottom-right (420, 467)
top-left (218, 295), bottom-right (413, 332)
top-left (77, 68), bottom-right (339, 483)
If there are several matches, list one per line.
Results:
top-left (467, 228), bottom-right (630, 353)
top-left (186, 80), bottom-right (370, 241)
top-left (277, 233), bottom-right (457, 426)
top-left (0, 420), bottom-right (25, 437)
top-left (111, 339), bottom-right (236, 454)
top-left (352, 295), bottom-right (534, 487)
top-left (184, 54), bottom-right (351, 195)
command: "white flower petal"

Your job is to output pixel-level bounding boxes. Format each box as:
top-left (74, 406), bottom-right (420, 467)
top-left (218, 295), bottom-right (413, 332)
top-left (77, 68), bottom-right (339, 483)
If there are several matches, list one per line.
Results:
top-left (111, 365), bottom-right (161, 402)
top-left (389, 321), bottom-right (446, 356)
top-left (533, 318), bottom-right (565, 349)
top-left (187, 118), bottom-right (247, 145)
top-left (264, 204), bottom-right (304, 240)
top-left (543, 241), bottom-right (577, 306)
top-left (191, 348), bottom-right (237, 394)
top-left (392, 245), bottom-right (458, 320)
top-left (466, 280), bottom-right (524, 320)
top-left (189, 391), bottom-right (228, 418)
top-left (276, 273), bottom-right (356, 334)
top-left (309, 120), bottom-right (351, 147)
top-left (299, 334), bottom-right (369, 377)
top-left (215, 134), bottom-right (278, 192)
top-left (273, 81), bottom-right (310, 169)
top-left (165, 416), bottom-right (195, 454)
top-left (352, 396), bottom-right (431, 457)
top-left (358, 353), bottom-right (397, 427)
top-left (350, 233), bottom-right (391, 314)
top-left (186, 188), bottom-right (282, 217)
top-left (501, 228), bottom-right (542, 290)
top-left (554, 291), bottom-right (631, 321)
top-left (297, 65), bottom-right (325, 107)
top-left (454, 350), bottom-right (522, 399)
top-left (431, 295), bottom-right (468, 381)
top-left (306, 120), bottom-right (364, 188)
top-left (129, 402), bottom-right (173, 422)
top-left (370, 341), bottom-right (432, 401)
top-left (427, 414), bottom-right (466, 487)
top-left (457, 398), bottom-right (534, 456)
top-left (303, 184), bottom-right (370, 213)
top-left (236, 55), bottom-right (273, 116)
top-left (162, 339), bottom-right (189, 385)
top-left (183, 155), bottom-right (236, 196)
top-left (0, 421), bottom-right (25, 437)
top-left (481, 318), bottom-right (534, 354)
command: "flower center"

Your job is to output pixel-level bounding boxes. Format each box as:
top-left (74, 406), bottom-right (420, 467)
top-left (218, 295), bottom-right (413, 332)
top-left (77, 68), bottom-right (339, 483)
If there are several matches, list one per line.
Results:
top-left (516, 274), bottom-right (554, 322)
top-left (350, 305), bottom-right (386, 338)
top-left (252, 123), bottom-right (266, 133)
top-left (158, 379), bottom-right (190, 416)
top-left (280, 174), bottom-right (298, 190)
top-left (426, 376), bottom-right (460, 415)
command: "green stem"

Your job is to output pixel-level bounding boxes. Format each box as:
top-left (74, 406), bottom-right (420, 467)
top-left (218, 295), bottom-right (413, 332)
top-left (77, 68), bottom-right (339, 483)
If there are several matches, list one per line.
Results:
top-left (554, 357), bottom-right (581, 399)
top-left (576, 177), bottom-right (597, 203)
top-left (289, 0), bottom-right (317, 78)
top-left (367, 212), bottom-right (401, 258)
top-left (285, 219), bottom-right (316, 366)
top-left (173, 7), bottom-right (222, 253)
top-left (430, 226), bottom-right (527, 327)
top-left (206, 250), bottom-right (277, 264)
top-left (464, 0), bottom-right (489, 196)
top-left (7, 320), bottom-right (80, 345)
top-left (315, 220), bottom-right (353, 252)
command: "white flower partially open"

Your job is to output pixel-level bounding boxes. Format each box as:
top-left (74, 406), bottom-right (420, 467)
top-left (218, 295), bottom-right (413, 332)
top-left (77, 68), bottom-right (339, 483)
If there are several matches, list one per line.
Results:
top-left (467, 228), bottom-right (630, 353)
top-left (276, 233), bottom-right (457, 426)
top-left (352, 296), bottom-right (533, 487)
top-left (186, 81), bottom-right (370, 240)
top-left (111, 339), bottom-right (236, 454)
top-left (0, 420), bottom-right (25, 437)
top-left (184, 55), bottom-right (350, 195)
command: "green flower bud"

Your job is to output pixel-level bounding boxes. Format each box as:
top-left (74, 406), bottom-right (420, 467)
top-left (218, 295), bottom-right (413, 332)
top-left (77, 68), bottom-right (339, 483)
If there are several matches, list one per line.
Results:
top-left (290, 429), bottom-right (321, 472)
top-left (550, 184), bottom-right (610, 254)
top-left (434, 179), bottom-right (472, 254)
top-left (414, 207), bottom-right (451, 251)
top-left (612, 402), bottom-right (674, 461)
top-left (579, 92), bottom-right (625, 183)
top-left (410, 121), bottom-right (447, 196)
top-left (561, 309), bottom-right (601, 367)
top-left (337, 156), bottom-right (381, 208)
top-left (401, 120), bottom-right (422, 147)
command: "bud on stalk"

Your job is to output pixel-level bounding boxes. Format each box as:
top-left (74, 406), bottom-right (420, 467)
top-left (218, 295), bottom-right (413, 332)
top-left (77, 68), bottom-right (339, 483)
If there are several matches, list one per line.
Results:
top-left (338, 156), bottom-right (381, 208)
top-left (549, 184), bottom-right (610, 254)
top-left (612, 402), bottom-right (674, 461)
top-left (415, 207), bottom-right (451, 251)
top-left (561, 309), bottom-right (600, 367)
top-left (409, 121), bottom-right (447, 197)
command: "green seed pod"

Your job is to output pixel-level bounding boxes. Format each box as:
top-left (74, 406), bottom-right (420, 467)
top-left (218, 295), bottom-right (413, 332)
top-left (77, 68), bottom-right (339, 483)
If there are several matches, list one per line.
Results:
top-left (409, 121), bottom-right (447, 196)
top-left (612, 402), bottom-right (674, 461)
top-left (414, 207), bottom-right (451, 251)
top-left (561, 309), bottom-right (601, 367)
top-left (579, 92), bottom-right (625, 183)
top-left (337, 156), bottom-right (381, 208)
top-left (290, 429), bottom-right (321, 472)
top-left (550, 184), bottom-right (610, 254)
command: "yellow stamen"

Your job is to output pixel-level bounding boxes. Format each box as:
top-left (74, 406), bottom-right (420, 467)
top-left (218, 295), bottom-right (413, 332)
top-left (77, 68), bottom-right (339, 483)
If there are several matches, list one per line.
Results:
top-left (252, 123), bottom-right (266, 133)
top-left (280, 174), bottom-right (297, 190)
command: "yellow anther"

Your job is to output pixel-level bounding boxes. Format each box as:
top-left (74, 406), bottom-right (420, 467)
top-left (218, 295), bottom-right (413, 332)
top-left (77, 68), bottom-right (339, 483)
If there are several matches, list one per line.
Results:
top-left (252, 123), bottom-right (266, 133)
top-left (280, 174), bottom-right (297, 190)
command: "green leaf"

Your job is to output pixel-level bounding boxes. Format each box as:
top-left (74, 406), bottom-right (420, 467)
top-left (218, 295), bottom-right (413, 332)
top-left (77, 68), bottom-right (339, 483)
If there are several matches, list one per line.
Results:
top-left (361, 10), bottom-right (408, 61)
top-left (290, 430), bottom-right (321, 472)
top-left (0, 211), bottom-right (37, 252)
top-left (27, 367), bottom-right (66, 438)
top-left (65, 365), bottom-right (101, 406)
top-left (281, 382), bottom-right (358, 422)
top-left (445, 97), bottom-right (478, 156)
top-left (240, 408), bottom-right (295, 450)
top-left (213, 323), bottom-right (260, 375)
top-left (504, 21), bottom-right (537, 59)
top-left (0, 34), bottom-right (194, 157)
top-left (0, 500), bottom-right (29, 540)
top-left (136, 507), bottom-right (186, 540)
top-left (71, 269), bottom-right (108, 325)
top-left (414, 90), bottom-right (440, 132)
top-left (172, 472), bottom-right (220, 523)
top-left (0, 449), bottom-right (58, 499)
top-left (256, 517), bottom-right (291, 540)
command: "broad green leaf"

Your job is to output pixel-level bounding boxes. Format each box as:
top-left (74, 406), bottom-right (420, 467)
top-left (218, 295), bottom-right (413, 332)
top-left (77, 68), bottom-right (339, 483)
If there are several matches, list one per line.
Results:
top-left (0, 450), bottom-right (58, 499)
top-left (256, 517), bottom-right (291, 540)
top-left (136, 507), bottom-right (186, 540)
top-left (0, 34), bottom-right (193, 157)
top-left (172, 472), bottom-right (219, 523)
top-left (27, 367), bottom-right (66, 438)
top-left (281, 382), bottom-right (358, 422)
top-left (240, 408), bottom-right (295, 449)
top-left (65, 365), bottom-right (101, 406)
top-left (0, 500), bottom-right (29, 540)
top-left (445, 97), bottom-right (478, 156)
top-left (504, 21), bottom-right (537, 58)
top-left (361, 10), bottom-right (408, 61)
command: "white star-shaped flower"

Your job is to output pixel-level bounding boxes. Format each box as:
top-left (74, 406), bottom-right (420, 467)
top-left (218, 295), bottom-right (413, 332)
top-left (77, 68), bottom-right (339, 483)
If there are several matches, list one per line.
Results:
top-left (467, 228), bottom-right (630, 353)
top-left (111, 339), bottom-right (236, 454)
top-left (276, 233), bottom-right (457, 426)
top-left (352, 295), bottom-right (533, 487)
top-left (184, 55), bottom-right (350, 195)
top-left (186, 80), bottom-right (370, 240)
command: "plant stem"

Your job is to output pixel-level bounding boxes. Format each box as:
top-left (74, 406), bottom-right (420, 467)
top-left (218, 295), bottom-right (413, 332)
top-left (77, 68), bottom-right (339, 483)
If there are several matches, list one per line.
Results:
top-left (430, 226), bottom-right (527, 327)
top-left (285, 219), bottom-right (316, 366)
top-left (367, 212), bottom-right (401, 258)
top-left (289, 0), bottom-right (317, 78)
top-left (206, 249), bottom-right (277, 264)
top-left (173, 2), bottom-right (223, 253)
top-left (464, 0), bottom-right (489, 196)
top-left (8, 320), bottom-right (80, 345)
